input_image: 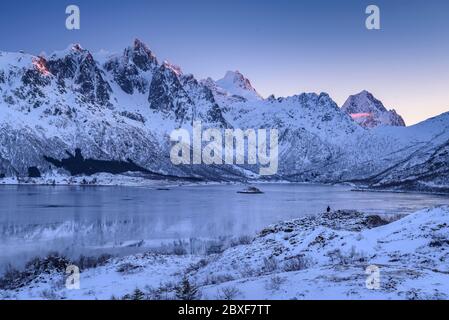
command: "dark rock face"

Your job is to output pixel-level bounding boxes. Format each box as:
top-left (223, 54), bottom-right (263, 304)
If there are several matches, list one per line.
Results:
top-left (148, 63), bottom-right (192, 123)
top-left (47, 46), bottom-right (112, 106)
top-left (119, 111), bottom-right (145, 123)
top-left (77, 56), bottom-right (111, 105)
top-left (11, 57), bottom-right (52, 110)
top-left (28, 166), bottom-right (41, 178)
top-left (104, 40), bottom-right (157, 95)
top-left (15, 70), bottom-right (50, 109)
top-left (130, 39), bottom-right (158, 71)
top-left (47, 54), bottom-right (76, 80)
top-left (105, 59), bottom-right (143, 95)
top-left (206, 102), bottom-right (227, 126)
top-left (22, 63), bottom-right (51, 87)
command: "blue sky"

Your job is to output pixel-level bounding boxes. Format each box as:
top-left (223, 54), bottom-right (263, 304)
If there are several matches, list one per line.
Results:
top-left (1, 0), bottom-right (448, 124)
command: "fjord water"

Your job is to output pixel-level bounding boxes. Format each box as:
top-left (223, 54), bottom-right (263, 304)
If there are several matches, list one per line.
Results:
top-left (1, 184), bottom-right (448, 270)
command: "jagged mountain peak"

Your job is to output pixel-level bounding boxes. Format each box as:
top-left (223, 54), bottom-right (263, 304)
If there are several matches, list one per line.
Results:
top-left (219, 70), bottom-right (255, 89)
top-left (47, 44), bottom-right (98, 76)
top-left (348, 90), bottom-right (388, 112)
top-left (342, 90), bottom-right (406, 128)
top-left (125, 39), bottom-right (158, 71)
top-left (133, 38), bottom-right (150, 52)
top-left (71, 43), bottom-right (84, 52)
top-left (216, 70), bottom-right (262, 101)
top-left (132, 39), bottom-right (156, 58)
top-left (105, 39), bottom-right (159, 69)
top-left (222, 70), bottom-right (245, 81)
top-left (43, 44), bottom-right (112, 106)
top-left (102, 39), bottom-right (158, 95)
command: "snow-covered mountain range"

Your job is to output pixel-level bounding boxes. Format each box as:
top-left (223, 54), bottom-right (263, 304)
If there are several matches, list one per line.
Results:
top-left (0, 40), bottom-right (448, 193)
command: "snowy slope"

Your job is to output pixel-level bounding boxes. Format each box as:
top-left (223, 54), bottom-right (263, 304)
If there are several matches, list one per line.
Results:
top-left (215, 70), bottom-right (262, 102)
top-left (2, 206), bottom-right (448, 300)
top-left (355, 112), bottom-right (449, 192)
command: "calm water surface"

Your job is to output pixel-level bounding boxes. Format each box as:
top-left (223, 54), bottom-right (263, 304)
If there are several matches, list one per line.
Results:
top-left (1, 184), bottom-right (448, 269)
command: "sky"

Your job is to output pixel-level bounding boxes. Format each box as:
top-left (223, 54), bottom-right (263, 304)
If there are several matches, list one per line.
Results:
top-left (0, 0), bottom-right (448, 125)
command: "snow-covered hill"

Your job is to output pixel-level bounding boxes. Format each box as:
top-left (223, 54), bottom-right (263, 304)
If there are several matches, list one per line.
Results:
top-left (363, 112), bottom-right (449, 193)
top-left (0, 40), bottom-right (448, 192)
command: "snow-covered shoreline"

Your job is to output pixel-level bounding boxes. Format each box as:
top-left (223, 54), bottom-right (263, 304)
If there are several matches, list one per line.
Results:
top-left (352, 187), bottom-right (449, 197)
top-left (1, 206), bottom-right (448, 300)
top-left (3, 174), bottom-right (448, 197)
top-left (0, 173), bottom-right (200, 188)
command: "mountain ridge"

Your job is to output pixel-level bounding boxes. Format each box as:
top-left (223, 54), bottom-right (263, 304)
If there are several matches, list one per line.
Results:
top-left (0, 40), bottom-right (448, 193)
